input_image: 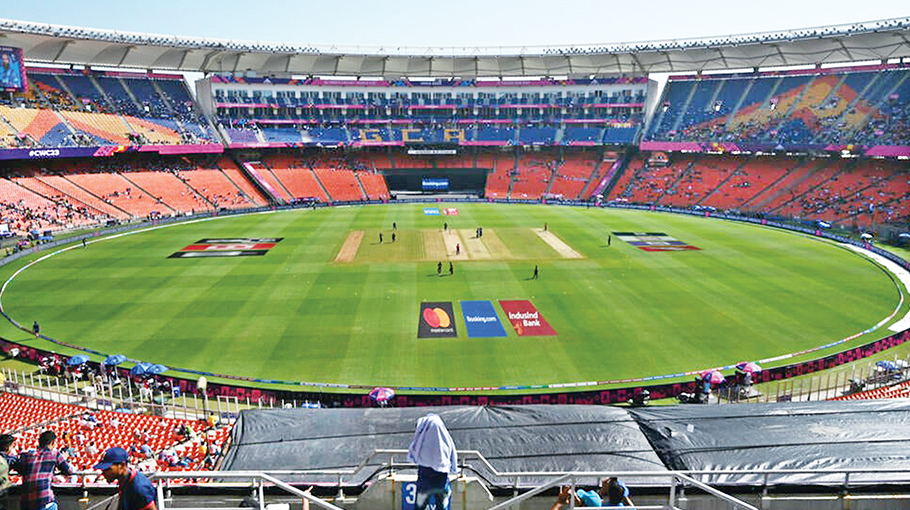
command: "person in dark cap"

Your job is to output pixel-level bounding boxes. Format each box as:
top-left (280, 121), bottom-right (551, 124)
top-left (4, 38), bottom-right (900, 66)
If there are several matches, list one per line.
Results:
top-left (95, 447), bottom-right (157, 510)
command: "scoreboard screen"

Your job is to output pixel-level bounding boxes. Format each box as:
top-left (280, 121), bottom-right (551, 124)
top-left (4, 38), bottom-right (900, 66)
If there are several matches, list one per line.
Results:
top-left (422, 178), bottom-right (449, 191)
top-left (0, 47), bottom-right (26, 93)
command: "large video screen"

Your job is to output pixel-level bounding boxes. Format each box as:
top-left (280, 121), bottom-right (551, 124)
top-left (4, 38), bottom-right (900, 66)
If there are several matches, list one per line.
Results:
top-left (0, 47), bottom-right (27, 93)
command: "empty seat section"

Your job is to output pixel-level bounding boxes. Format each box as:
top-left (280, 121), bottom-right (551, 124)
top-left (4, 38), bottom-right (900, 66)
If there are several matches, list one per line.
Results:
top-left (123, 171), bottom-right (213, 213)
top-left (665, 156), bottom-right (738, 206)
top-left (313, 168), bottom-right (365, 201)
top-left (771, 160), bottom-right (847, 218)
top-left (548, 153), bottom-right (598, 200)
top-left (0, 393), bottom-right (82, 433)
top-left (177, 168), bottom-right (260, 209)
top-left (0, 106), bottom-right (67, 143)
top-left (356, 171), bottom-right (390, 200)
top-left (36, 175), bottom-right (129, 219)
top-left (12, 176), bottom-right (104, 224)
top-left (510, 154), bottom-right (554, 199)
top-left (59, 110), bottom-right (132, 144)
top-left (479, 154), bottom-right (512, 198)
top-left (66, 173), bottom-right (165, 217)
top-left (122, 115), bottom-right (183, 144)
top-left (270, 168), bottom-right (329, 201)
top-left (219, 163), bottom-right (269, 206)
top-left (248, 162), bottom-right (294, 202)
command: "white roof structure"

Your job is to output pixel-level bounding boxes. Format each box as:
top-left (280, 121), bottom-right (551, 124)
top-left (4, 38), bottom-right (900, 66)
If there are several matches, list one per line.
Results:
top-left (2, 17), bottom-right (910, 77)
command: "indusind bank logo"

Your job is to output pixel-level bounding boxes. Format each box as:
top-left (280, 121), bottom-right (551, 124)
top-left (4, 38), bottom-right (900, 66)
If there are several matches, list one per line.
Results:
top-left (507, 310), bottom-right (541, 327)
top-left (499, 300), bottom-right (556, 336)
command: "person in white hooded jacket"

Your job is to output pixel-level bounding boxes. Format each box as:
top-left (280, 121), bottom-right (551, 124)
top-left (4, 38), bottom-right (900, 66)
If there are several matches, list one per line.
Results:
top-left (407, 414), bottom-right (458, 510)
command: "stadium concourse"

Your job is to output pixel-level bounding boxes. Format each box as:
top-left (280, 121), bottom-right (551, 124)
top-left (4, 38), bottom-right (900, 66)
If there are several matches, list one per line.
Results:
top-left (2, 15), bottom-right (910, 510)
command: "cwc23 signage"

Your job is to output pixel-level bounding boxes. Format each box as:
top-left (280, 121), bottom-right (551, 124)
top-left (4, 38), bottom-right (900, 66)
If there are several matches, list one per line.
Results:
top-left (0, 144), bottom-right (223, 161)
top-left (0, 146), bottom-right (124, 161)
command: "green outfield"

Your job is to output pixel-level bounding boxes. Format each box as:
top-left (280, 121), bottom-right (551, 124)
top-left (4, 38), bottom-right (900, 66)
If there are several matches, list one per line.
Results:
top-left (0, 203), bottom-right (905, 391)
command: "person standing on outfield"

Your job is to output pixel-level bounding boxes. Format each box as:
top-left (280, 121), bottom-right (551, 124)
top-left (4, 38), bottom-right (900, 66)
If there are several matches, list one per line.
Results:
top-left (532, 265), bottom-right (539, 280)
top-left (443, 222), bottom-right (448, 231)
top-left (437, 262), bottom-right (442, 276)
top-left (379, 233), bottom-right (383, 244)
top-left (392, 232), bottom-right (396, 243)
top-left (393, 222), bottom-right (397, 230)
top-left (32, 321), bottom-right (39, 337)
top-left (455, 244), bottom-right (460, 255)
top-left (544, 223), bottom-right (548, 232)
top-left (12, 430), bottom-right (74, 510)
top-left (608, 235), bottom-right (611, 247)
top-left (95, 447), bottom-right (157, 510)
top-left (82, 238), bottom-right (86, 249)
top-left (449, 262), bottom-right (453, 275)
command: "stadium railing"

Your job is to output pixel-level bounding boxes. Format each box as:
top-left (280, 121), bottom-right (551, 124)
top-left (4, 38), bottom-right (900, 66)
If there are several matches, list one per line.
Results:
top-left (101, 459), bottom-right (910, 510)
top-left (1, 366), bottom-right (240, 422)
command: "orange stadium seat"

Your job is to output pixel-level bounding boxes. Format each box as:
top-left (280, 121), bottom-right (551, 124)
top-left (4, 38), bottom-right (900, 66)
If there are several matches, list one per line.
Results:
top-left (355, 171), bottom-right (390, 200)
top-left (121, 171), bottom-right (214, 214)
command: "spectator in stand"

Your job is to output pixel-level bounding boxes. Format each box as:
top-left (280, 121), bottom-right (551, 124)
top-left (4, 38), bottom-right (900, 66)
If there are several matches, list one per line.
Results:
top-left (0, 434), bottom-right (16, 510)
top-left (95, 447), bottom-right (157, 510)
top-left (11, 430), bottom-right (74, 510)
top-left (603, 477), bottom-right (635, 507)
top-left (407, 414), bottom-right (458, 510)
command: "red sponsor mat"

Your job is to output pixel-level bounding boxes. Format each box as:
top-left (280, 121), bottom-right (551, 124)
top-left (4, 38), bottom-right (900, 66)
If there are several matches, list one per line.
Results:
top-left (498, 300), bottom-right (557, 336)
top-left (181, 243), bottom-right (277, 251)
top-left (444, 208), bottom-right (459, 216)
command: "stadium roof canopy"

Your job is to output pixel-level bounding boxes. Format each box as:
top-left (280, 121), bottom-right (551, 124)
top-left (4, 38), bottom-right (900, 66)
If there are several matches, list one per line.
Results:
top-left (2, 17), bottom-right (910, 78)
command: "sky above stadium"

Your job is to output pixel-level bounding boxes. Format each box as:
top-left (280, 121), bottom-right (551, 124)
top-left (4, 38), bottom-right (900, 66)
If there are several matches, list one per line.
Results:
top-left (3, 0), bottom-right (909, 49)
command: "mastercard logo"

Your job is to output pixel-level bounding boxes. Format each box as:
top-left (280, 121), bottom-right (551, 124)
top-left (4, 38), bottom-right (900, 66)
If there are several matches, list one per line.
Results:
top-left (422, 307), bottom-right (451, 328)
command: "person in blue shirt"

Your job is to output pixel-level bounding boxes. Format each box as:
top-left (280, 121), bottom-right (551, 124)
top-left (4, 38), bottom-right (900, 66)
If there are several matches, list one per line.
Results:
top-left (95, 447), bottom-right (157, 510)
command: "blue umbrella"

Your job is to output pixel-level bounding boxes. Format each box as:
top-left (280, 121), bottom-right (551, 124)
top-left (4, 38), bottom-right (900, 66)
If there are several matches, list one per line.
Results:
top-left (103, 354), bottom-right (127, 366)
top-left (66, 354), bottom-right (90, 366)
top-left (876, 360), bottom-right (898, 372)
top-left (130, 362), bottom-right (153, 376)
top-left (147, 364), bottom-right (169, 375)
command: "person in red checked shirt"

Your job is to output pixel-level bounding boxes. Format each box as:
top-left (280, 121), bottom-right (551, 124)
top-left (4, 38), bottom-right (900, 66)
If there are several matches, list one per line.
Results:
top-left (11, 430), bottom-right (73, 510)
top-left (95, 447), bottom-right (157, 510)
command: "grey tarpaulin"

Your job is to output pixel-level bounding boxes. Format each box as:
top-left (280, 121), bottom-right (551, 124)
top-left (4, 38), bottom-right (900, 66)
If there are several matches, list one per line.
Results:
top-left (631, 399), bottom-right (910, 484)
top-left (221, 405), bottom-right (667, 485)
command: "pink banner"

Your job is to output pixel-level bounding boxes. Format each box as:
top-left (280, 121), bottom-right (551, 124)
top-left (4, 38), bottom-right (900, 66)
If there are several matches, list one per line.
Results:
top-left (136, 144), bottom-right (223, 155)
top-left (640, 141), bottom-right (703, 151)
top-left (459, 141), bottom-right (510, 146)
top-left (863, 145), bottom-right (910, 157)
top-left (241, 162), bottom-right (281, 198)
top-left (406, 105), bottom-right (458, 110)
top-left (352, 141), bottom-right (405, 147)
